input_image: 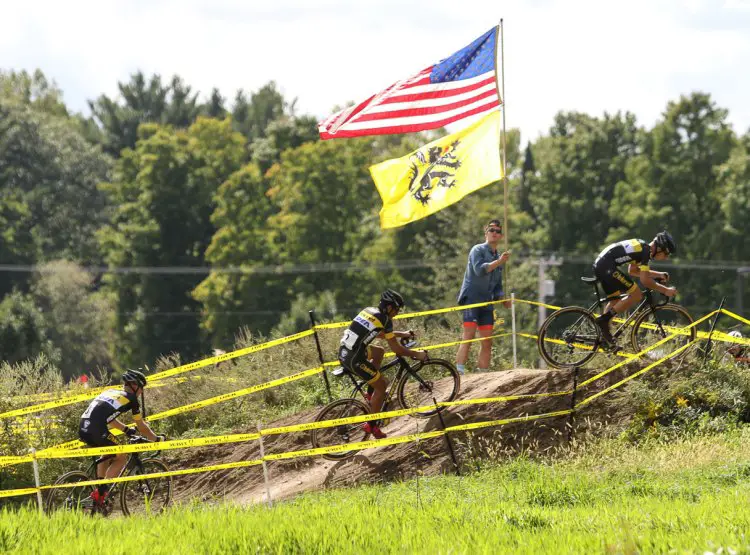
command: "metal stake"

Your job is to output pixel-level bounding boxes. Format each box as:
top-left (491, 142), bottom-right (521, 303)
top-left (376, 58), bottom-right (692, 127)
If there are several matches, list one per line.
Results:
top-left (511, 293), bottom-right (518, 369)
top-left (433, 398), bottom-right (460, 476)
top-left (30, 448), bottom-right (43, 513)
top-left (309, 310), bottom-right (332, 402)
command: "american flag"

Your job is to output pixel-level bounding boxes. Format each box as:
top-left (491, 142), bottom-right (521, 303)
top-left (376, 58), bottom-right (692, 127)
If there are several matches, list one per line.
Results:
top-left (319, 27), bottom-right (501, 140)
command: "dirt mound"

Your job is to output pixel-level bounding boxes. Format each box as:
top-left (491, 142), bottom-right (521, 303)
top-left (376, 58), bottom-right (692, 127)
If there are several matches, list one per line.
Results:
top-left (169, 368), bottom-right (581, 505)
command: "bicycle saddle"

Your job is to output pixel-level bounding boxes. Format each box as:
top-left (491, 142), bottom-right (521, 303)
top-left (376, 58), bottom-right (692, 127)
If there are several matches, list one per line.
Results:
top-left (580, 276), bottom-right (598, 283)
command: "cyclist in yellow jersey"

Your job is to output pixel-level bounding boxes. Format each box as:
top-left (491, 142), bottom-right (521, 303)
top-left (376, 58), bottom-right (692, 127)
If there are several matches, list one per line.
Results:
top-left (338, 289), bottom-right (428, 438)
top-left (593, 231), bottom-right (678, 344)
top-left (79, 369), bottom-right (162, 506)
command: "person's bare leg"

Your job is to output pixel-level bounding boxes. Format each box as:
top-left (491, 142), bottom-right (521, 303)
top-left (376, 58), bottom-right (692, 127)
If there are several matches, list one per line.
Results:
top-left (477, 327), bottom-right (494, 370)
top-left (456, 326), bottom-right (476, 373)
top-left (369, 346), bottom-right (384, 370)
top-left (369, 376), bottom-right (388, 414)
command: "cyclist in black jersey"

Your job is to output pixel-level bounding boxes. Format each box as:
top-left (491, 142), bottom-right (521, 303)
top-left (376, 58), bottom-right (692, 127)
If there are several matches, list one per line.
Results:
top-left (78, 369), bottom-right (160, 506)
top-left (593, 231), bottom-right (678, 345)
top-left (338, 289), bottom-right (428, 439)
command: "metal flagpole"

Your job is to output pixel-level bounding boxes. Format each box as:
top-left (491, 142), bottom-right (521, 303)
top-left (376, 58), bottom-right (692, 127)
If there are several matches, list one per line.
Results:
top-left (500, 18), bottom-right (509, 257)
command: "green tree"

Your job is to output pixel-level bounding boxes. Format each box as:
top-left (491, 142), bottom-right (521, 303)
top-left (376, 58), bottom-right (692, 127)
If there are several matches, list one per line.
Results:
top-left (31, 261), bottom-right (113, 379)
top-left (0, 290), bottom-right (59, 366)
top-left (609, 93), bottom-right (736, 310)
top-left (98, 117), bottom-right (246, 366)
top-left (0, 99), bottom-right (111, 295)
top-left (192, 162), bottom-right (281, 342)
top-left (88, 72), bottom-right (201, 156)
top-left (0, 69), bottom-right (68, 117)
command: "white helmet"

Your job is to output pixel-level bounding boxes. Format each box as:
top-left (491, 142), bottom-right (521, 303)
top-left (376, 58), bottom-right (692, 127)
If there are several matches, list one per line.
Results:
top-left (729, 330), bottom-right (743, 339)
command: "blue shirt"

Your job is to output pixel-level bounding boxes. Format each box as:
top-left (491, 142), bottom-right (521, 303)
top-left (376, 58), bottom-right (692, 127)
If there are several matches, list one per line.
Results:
top-left (457, 243), bottom-right (504, 305)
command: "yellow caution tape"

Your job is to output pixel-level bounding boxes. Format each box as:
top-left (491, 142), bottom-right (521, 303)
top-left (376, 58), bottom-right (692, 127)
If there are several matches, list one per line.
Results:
top-left (313, 299), bottom-right (512, 330)
top-left (0, 335), bottom-right (691, 499)
top-left (148, 366), bottom-right (325, 422)
top-left (393, 299), bottom-right (510, 320)
top-left (446, 409), bottom-right (573, 432)
top-left (264, 430), bottom-right (446, 461)
top-left (576, 339), bottom-right (699, 408)
top-left (577, 310), bottom-right (716, 389)
top-left (0, 487), bottom-right (39, 499)
top-left (722, 308), bottom-right (750, 327)
top-left (513, 299), bottom-right (562, 310)
top-left (0, 329), bottom-right (314, 420)
top-left (39, 432), bottom-right (261, 459)
top-left (147, 329), bottom-right (315, 383)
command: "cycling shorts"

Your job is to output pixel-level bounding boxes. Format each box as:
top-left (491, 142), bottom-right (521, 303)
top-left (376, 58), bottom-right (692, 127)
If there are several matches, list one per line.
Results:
top-left (338, 346), bottom-right (381, 385)
top-left (593, 263), bottom-right (638, 298)
top-left (79, 420), bottom-right (117, 448)
top-left (462, 305), bottom-right (495, 330)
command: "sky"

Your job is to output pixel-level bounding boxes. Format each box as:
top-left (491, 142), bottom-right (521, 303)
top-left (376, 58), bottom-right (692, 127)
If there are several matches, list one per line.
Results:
top-left (2, 0), bottom-right (750, 143)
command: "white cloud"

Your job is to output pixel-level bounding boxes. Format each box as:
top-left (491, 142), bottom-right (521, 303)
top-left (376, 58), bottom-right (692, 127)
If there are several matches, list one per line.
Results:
top-left (2, 0), bottom-right (749, 140)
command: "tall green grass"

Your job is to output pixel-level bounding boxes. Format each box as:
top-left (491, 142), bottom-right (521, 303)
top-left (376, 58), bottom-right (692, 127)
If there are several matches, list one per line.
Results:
top-left (2, 428), bottom-right (748, 554)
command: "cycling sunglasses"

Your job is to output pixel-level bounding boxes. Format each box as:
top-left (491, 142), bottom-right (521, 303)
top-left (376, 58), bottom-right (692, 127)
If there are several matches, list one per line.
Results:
top-left (487, 227), bottom-right (503, 234)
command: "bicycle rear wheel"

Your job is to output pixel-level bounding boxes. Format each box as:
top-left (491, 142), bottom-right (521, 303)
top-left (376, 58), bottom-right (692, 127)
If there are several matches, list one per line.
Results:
top-left (397, 359), bottom-right (460, 416)
top-left (120, 458), bottom-right (172, 516)
top-left (310, 398), bottom-right (371, 461)
top-left (538, 307), bottom-right (602, 368)
top-left (631, 304), bottom-right (696, 360)
top-left (45, 470), bottom-right (92, 514)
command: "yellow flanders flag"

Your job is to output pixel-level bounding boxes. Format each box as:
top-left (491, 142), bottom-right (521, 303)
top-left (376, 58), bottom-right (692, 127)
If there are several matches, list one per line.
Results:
top-left (369, 110), bottom-right (502, 229)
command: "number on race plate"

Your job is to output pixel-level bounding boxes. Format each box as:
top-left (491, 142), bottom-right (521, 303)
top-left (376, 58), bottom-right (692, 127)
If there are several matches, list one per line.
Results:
top-left (341, 330), bottom-right (358, 349)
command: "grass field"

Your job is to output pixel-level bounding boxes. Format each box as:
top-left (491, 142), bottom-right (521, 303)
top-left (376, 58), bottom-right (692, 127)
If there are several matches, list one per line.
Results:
top-left (2, 428), bottom-right (749, 554)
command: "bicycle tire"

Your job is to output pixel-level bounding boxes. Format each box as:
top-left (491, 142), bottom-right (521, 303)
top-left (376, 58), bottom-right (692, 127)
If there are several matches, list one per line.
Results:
top-left (396, 359), bottom-right (460, 416)
top-left (120, 458), bottom-right (172, 516)
top-left (631, 304), bottom-right (696, 360)
top-left (309, 398), bottom-right (371, 461)
top-left (538, 307), bottom-right (602, 368)
top-left (45, 470), bottom-right (92, 514)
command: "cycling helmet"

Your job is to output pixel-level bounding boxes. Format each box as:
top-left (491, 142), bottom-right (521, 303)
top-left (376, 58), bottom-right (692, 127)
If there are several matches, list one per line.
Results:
top-left (122, 369), bottom-right (147, 388)
top-left (379, 289), bottom-right (405, 310)
top-left (653, 231), bottom-right (677, 255)
top-left (729, 330), bottom-right (743, 339)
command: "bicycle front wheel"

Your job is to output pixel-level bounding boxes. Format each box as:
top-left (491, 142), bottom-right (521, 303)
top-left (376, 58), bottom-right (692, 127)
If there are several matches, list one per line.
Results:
top-left (538, 307), bottom-right (602, 368)
top-left (631, 304), bottom-right (696, 360)
top-left (45, 470), bottom-right (93, 514)
top-left (310, 398), bottom-right (371, 461)
top-left (120, 458), bottom-right (172, 516)
top-left (397, 359), bottom-right (460, 416)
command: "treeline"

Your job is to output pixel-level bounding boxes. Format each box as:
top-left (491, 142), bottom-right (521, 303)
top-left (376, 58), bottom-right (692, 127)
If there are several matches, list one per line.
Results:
top-left (0, 69), bottom-right (748, 379)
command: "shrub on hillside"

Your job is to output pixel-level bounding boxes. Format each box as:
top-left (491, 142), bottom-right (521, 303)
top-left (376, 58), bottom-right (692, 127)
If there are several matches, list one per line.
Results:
top-left (616, 356), bottom-right (750, 440)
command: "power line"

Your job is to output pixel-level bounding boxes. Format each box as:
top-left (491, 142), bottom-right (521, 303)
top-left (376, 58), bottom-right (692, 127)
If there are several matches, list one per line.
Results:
top-left (1, 254), bottom-right (748, 275)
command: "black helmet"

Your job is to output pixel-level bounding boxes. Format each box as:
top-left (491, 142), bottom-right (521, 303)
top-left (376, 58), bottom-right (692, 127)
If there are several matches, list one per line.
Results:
top-left (122, 369), bottom-right (147, 388)
top-left (379, 289), bottom-right (405, 309)
top-left (653, 231), bottom-right (677, 255)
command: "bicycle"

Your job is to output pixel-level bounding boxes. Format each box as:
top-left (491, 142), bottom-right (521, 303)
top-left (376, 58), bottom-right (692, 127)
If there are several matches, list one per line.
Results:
top-left (537, 276), bottom-right (696, 368)
top-left (310, 339), bottom-right (460, 461)
top-left (45, 435), bottom-right (172, 516)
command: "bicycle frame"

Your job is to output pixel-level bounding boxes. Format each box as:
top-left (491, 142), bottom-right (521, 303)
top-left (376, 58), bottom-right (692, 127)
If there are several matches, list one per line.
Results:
top-left (585, 281), bottom-right (669, 342)
top-left (339, 354), bottom-right (429, 408)
top-left (86, 439), bottom-right (159, 497)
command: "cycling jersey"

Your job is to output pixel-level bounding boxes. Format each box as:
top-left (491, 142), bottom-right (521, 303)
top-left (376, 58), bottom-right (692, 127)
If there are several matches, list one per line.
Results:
top-left (595, 239), bottom-right (651, 271)
top-left (593, 239), bottom-right (651, 297)
top-left (338, 307), bottom-right (395, 385)
top-left (79, 388), bottom-right (142, 439)
top-left (339, 307), bottom-right (395, 362)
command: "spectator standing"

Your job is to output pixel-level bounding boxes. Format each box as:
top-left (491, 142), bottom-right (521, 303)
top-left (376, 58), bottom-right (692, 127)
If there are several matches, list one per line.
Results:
top-left (455, 219), bottom-right (510, 375)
